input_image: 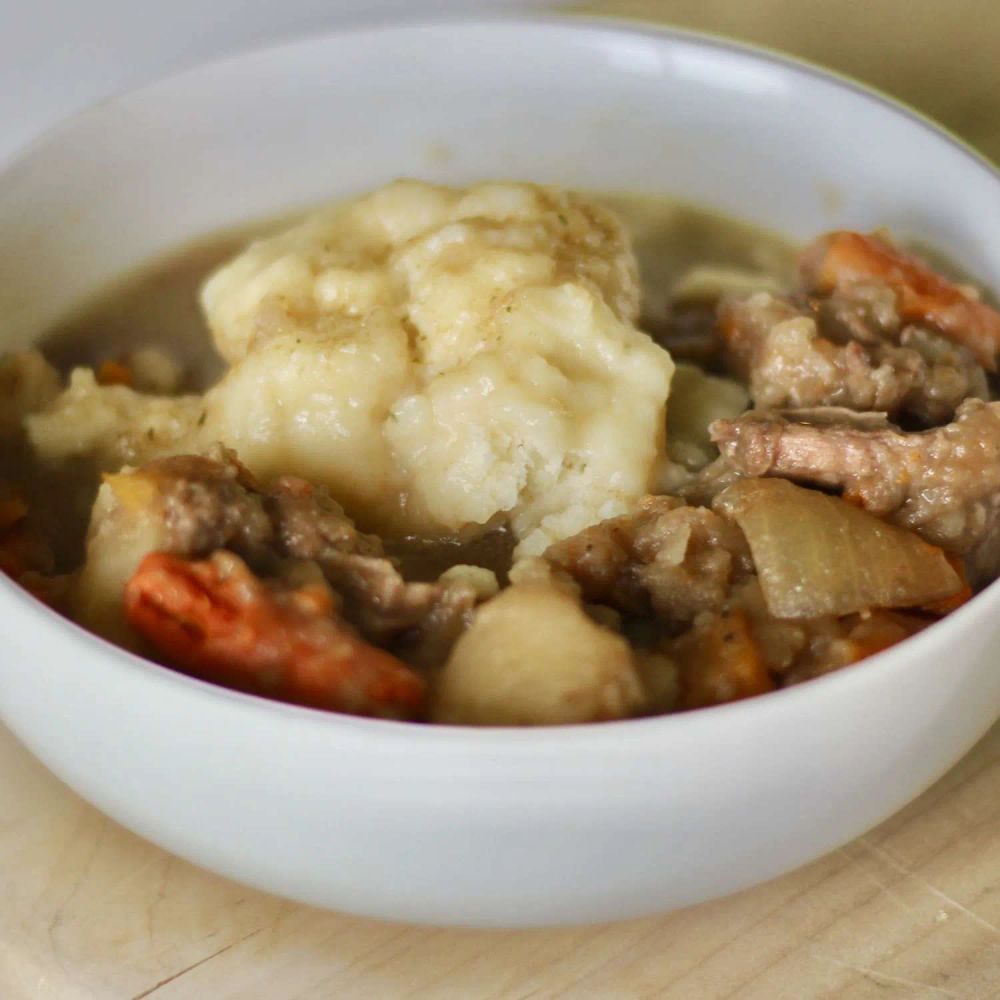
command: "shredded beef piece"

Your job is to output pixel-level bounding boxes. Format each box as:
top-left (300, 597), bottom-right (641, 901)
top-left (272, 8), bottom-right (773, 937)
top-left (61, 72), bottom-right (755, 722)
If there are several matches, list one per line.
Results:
top-left (894, 326), bottom-right (989, 425)
top-left (711, 399), bottom-right (1000, 583)
top-left (544, 495), bottom-right (753, 626)
top-left (673, 455), bottom-right (748, 507)
top-left (264, 475), bottom-right (383, 561)
top-left (264, 477), bottom-right (480, 652)
top-left (392, 582), bottom-right (481, 671)
top-left (717, 578), bottom-right (928, 680)
top-left (318, 551), bottom-right (459, 643)
top-left (142, 453), bottom-right (274, 557)
top-left (780, 610), bottom-right (930, 685)
top-left (718, 292), bottom-right (986, 424)
top-left (814, 280), bottom-right (900, 344)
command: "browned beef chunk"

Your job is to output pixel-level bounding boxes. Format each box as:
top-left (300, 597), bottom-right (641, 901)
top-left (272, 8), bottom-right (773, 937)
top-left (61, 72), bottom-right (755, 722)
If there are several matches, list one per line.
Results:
top-left (711, 399), bottom-right (1000, 582)
top-left (544, 495), bottom-right (753, 627)
top-left (264, 475), bottom-right (383, 561)
top-left (544, 496), bottom-right (932, 708)
top-left (140, 453), bottom-right (274, 556)
top-left (260, 476), bottom-right (450, 642)
top-left (673, 455), bottom-right (748, 508)
top-left (894, 327), bottom-right (990, 426)
top-left (665, 577), bottom-right (928, 707)
top-left (315, 550), bottom-right (459, 644)
top-left (718, 292), bottom-right (987, 424)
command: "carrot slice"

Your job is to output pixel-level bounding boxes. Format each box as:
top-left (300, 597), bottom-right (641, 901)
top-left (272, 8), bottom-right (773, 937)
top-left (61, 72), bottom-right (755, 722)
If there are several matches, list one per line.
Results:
top-left (96, 359), bottom-right (134, 387)
top-left (800, 230), bottom-right (1000, 371)
top-left (125, 550), bottom-right (425, 720)
top-left (674, 609), bottom-right (775, 710)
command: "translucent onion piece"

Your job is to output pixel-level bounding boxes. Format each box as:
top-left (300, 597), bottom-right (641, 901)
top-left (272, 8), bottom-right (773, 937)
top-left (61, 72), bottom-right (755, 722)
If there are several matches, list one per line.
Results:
top-left (715, 478), bottom-right (962, 619)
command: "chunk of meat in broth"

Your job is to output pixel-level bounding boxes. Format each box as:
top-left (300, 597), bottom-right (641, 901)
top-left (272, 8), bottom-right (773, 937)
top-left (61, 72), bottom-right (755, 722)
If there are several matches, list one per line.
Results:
top-left (646, 265), bottom-right (784, 372)
top-left (675, 579), bottom-right (930, 704)
top-left (711, 399), bottom-right (1000, 584)
top-left (543, 492), bottom-right (950, 711)
top-left (544, 495), bottom-right (753, 627)
top-left (713, 229), bottom-right (1000, 426)
top-left (263, 476), bottom-right (463, 646)
top-left (718, 291), bottom-right (987, 426)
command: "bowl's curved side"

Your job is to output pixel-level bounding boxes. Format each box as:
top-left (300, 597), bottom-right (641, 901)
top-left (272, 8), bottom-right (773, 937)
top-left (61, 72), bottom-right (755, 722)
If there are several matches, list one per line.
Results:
top-left (2, 17), bottom-right (1000, 926)
top-left (4, 573), bottom-right (998, 927)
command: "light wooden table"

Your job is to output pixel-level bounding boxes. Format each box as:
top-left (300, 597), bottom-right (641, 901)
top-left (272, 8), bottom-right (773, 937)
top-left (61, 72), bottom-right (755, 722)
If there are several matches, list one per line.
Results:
top-left (7, 3), bottom-right (1000, 997)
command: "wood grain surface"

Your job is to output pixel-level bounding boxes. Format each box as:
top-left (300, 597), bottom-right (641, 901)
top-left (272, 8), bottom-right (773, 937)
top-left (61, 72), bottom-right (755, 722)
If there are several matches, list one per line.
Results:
top-left (6, 2), bottom-right (1000, 997)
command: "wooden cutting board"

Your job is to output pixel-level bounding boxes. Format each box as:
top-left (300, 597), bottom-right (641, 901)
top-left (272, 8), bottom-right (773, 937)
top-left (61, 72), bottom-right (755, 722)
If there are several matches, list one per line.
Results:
top-left (4, 718), bottom-right (1000, 999)
top-left (7, 3), bottom-right (1000, 997)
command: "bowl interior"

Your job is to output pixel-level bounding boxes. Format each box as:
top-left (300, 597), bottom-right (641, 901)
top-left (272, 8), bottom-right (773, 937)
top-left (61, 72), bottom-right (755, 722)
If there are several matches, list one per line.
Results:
top-left (2, 15), bottom-right (1000, 723)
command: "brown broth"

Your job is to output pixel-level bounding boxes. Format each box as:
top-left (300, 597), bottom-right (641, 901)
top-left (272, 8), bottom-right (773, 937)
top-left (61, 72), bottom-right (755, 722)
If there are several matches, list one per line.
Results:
top-left (39, 223), bottom-right (272, 391)
top-left (38, 195), bottom-right (795, 388)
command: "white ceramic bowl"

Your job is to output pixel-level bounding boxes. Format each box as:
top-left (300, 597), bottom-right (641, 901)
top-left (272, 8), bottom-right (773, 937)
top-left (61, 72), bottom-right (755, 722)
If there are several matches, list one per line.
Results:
top-left (2, 15), bottom-right (1000, 928)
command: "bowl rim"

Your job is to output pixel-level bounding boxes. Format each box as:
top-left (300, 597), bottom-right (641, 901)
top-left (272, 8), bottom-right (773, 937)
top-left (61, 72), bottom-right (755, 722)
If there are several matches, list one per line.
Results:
top-left (4, 11), bottom-right (1000, 749)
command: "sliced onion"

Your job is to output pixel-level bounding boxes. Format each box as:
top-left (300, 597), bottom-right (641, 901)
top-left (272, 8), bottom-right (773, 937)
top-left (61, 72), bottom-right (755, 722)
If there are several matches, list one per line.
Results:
top-left (715, 478), bottom-right (963, 619)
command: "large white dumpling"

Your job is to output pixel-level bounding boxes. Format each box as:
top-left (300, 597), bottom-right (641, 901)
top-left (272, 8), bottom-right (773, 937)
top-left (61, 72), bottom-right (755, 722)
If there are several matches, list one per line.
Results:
top-left (197, 180), bottom-right (671, 548)
top-left (201, 179), bottom-right (641, 367)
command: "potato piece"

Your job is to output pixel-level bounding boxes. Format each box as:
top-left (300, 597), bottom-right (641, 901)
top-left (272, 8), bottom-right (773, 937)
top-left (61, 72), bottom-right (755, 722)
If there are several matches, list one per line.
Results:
top-left (74, 473), bottom-right (171, 644)
top-left (432, 584), bottom-right (643, 726)
top-left (635, 651), bottom-right (681, 715)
